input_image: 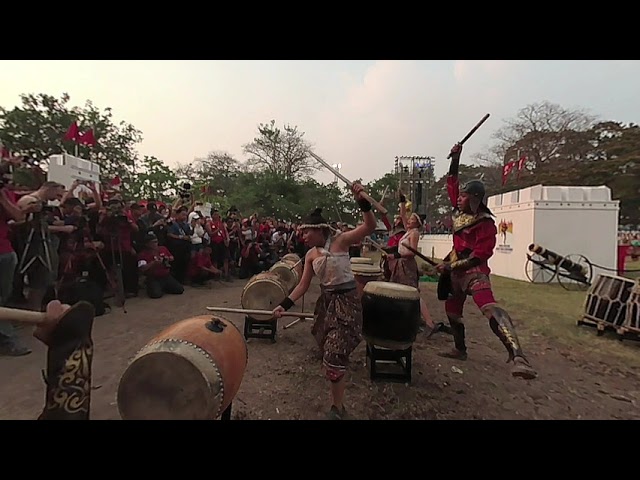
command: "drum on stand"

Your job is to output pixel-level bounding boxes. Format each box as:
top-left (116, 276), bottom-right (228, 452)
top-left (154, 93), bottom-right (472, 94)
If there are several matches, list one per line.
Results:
top-left (623, 280), bottom-right (640, 334)
top-left (582, 273), bottom-right (636, 331)
top-left (269, 255), bottom-right (302, 293)
top-left (361, 281), bottom-right (421, 349)
top-left (352, 263), bottom-right (383, 299)
top-left (350, 257), bottom-right (374, 266)
top-left (241, 272), bottom-right (289, 321)
top-left (117, 314), bottom-right (248, 420)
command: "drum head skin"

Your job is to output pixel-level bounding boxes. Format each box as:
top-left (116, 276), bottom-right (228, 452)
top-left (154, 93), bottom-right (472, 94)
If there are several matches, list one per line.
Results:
top-left (118, 351), bottom-right (215, 420)
top-left (242, 274), bottom-right (287, 320)
top-left (363, 281), bottom-right (420, 300)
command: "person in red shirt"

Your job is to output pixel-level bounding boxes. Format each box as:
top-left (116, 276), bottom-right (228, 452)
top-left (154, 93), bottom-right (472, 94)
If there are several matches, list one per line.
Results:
top-left (436, 143), bottom-right (536, 380)
top-left (206, 210), bottom-right (231, 281)
top-left (0, 185), bottom-right (32, 356)
top-left (188, 245), bottom-right (221, 285)
top-left (137, 233), bottom-right (184, 299)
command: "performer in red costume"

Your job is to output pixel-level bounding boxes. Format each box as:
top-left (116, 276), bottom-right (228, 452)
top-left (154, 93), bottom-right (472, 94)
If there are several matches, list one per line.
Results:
top-left (436, 143), bottom-right (536, 379)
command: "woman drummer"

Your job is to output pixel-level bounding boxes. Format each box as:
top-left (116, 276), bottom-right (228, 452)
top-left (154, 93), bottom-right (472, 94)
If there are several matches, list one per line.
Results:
top-left (272, 182), bottom-right (376, 420)
top-left (385, 192), bottom-right (449, 337)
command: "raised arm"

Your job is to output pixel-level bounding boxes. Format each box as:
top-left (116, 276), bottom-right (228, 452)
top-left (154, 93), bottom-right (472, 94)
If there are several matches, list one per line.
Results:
top-left (446, 143), bottom-right (463, 208)
top-left (335, 183), bottom-right (377, 249)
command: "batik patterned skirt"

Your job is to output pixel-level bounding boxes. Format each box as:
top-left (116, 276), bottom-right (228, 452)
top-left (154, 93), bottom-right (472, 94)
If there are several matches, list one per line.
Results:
top-left (389, 256), bottom-right (420, 289)
top-left (311, 287), bottom-right (363, 378)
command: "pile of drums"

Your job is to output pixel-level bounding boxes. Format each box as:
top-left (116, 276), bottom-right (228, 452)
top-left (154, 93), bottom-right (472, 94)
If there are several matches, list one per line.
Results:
top-left (240, 253), bottom-right (303, 321)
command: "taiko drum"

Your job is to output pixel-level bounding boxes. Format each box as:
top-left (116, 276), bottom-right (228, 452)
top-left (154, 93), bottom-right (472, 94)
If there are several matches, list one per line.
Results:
top-left (116, 314), bottom-right (248, 420)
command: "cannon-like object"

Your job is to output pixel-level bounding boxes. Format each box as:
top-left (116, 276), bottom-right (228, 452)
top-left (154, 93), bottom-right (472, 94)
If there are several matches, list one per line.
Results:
top-left (525, 243), bottom-right (593, 291)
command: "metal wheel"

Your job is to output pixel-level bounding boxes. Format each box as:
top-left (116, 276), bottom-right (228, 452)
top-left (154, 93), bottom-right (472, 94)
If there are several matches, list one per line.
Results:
top-left (557, 254), bottom-right (592, 292)
top-left (524, 253), bottom-right (557, 284)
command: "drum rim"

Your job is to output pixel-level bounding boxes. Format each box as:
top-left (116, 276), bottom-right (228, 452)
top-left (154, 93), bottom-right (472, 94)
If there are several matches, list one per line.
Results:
top-left (363, 280), bottom-right (420, 299)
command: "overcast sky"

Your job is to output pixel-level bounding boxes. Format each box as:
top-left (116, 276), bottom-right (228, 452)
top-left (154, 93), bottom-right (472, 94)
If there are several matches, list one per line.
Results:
top-left (1, 60), bottom-right (638, 184)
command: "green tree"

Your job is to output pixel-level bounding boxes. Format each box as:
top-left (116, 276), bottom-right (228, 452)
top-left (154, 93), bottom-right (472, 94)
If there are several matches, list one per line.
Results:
top-left (243, 120), bottom-right (317, 179)
top-left (0, 92), bottom-right (142, 187)
top-left (129, 155), bottom-right (179, 202)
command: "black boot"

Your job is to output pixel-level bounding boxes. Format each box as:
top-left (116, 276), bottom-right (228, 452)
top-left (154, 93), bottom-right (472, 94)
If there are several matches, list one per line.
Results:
top-left (489, 307), bottom-right (537, 380)
top-left (38, 301), bottom-right (95, 420)
top-left (438, 316), bottom-right (467, 360)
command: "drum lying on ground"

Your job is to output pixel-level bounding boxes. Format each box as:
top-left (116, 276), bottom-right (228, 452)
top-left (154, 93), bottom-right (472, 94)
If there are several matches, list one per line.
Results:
top-left (583, 273), bottom-right (636, 328)
top-left (351, 263), bottom-right (383, 299)
top-left (362, 281), bottom-right (421, 349)
top-left (241, 272), bottom-right (289, 321)
top-left (117, 314), bottom-right (248, 420)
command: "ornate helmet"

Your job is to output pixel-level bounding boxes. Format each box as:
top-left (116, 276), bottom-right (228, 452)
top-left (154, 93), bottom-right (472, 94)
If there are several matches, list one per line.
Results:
top-left (460, 180), bottom-right (486, 214)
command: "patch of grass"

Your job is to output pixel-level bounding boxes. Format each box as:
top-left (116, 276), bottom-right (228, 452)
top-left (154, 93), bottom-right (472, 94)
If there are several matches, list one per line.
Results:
top-left (361, 249), bottom-right (640, 366)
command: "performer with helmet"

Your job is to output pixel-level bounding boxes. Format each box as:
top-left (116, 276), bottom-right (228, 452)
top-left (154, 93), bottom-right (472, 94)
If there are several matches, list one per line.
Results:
top-left (436, 143), bottom-right (536, 379)
top-left (272, 182), bottom-right (376, 420)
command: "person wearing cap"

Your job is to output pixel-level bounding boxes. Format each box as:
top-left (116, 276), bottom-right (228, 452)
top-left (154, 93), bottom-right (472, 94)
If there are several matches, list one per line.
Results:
top-left (436, 143), bottom-right (536, 380)
top-left (272, 182), bottom-right (376, 420)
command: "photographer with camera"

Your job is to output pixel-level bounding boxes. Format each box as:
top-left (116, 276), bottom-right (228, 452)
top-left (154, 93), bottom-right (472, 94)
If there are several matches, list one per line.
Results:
top-left (141, 200), bottom-right (168, 246)
top-left (0, 179), bottom-right (32, 356)
top-left (138, 233), bottom-right (184, 298)
top-left (14, 181), bottom-right (75, 311)
top-left (97, 198), bottom-right (139, 298)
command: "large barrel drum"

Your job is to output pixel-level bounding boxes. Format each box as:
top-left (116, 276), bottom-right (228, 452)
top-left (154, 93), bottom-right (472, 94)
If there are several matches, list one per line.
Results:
top-left (583, 273), bottom-right (636, 329)
top-left (241, 272), bottom-right (288, 321)
top-left (117, 314), bottom-right (248, 420)
top-left (351, 263), bottom-right (383, 299)
top-left (269, 257), bottom-right (302, 293)
top-left (281, 253), bottom-right (303, 277)
top-left (361, 281), bottom-right (421, 349)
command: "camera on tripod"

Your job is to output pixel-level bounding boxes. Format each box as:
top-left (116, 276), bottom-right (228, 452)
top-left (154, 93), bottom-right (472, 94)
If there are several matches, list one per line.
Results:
top-left (178, 182), bottom-right (192, 200)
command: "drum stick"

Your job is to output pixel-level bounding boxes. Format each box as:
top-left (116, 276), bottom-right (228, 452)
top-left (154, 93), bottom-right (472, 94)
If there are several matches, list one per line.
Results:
top-left (283, 318), bottom-right (303, 329)
top-left (0, 307), bottom-right (48, 325)
top-left (206, 306), bottom-right (314, 319)
top-left (367, 237), bottom-right (388, 257)
top-left (447, 113), bottom-right (491, 159)
top-left (401, 242), bottom-right (440, 267)
top-left (379, 185), bottom-right (389, 204)
top-left (288, 258), bottom-right (303, 271)
top-left (307, 150), bottom-right (388, 215)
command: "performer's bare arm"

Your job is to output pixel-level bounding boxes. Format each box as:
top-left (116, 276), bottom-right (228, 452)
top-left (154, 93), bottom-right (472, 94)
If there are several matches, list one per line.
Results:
top-left (333, 183), bottom-right (376, 250)
top-left (285, 250), bottom-right (317, 303)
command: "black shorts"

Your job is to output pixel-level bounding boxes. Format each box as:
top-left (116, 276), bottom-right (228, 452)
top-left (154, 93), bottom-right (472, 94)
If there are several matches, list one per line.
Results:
top-left (211, 242), bottom-right (228, 266)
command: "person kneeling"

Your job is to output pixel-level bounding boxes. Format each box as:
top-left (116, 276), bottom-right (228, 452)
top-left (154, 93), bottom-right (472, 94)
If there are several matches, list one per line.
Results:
top-left (189, 245), bottom-right (222, 286)
top-left (138, 233), bottom-right (184, 299)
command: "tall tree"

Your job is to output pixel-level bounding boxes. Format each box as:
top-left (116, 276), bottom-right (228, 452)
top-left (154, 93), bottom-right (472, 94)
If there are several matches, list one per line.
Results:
top-left (242, 120), bottom-right (317, 179)
top-left (129, 155), bottom-right (178, 201)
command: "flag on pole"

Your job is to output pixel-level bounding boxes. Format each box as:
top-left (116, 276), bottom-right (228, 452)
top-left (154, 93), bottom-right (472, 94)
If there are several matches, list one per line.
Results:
top-left (78, 129), bottom-right (96, 146)
top-left (63, 121), bottom-right (80, 142)
top-left (502, 161), bottom-right (516, 186)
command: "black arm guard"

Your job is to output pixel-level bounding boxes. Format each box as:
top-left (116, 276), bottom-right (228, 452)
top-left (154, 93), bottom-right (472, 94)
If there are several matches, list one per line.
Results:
top-left (357, 198), bottom-right (372, 212)
top-left (279, 296), bottom-right (295, 311)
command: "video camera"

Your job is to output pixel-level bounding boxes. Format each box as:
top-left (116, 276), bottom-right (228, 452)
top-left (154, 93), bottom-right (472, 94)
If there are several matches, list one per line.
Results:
top-left (178, 182), bottom-right (192, 200)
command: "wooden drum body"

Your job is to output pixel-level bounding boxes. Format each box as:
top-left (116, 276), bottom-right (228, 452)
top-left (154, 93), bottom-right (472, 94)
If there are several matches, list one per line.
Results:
top-left (351, 257), bottom-right (374, 266)
top-left (241, 272), bottom-right (288, 321)
top-left (269, 261), bottom-right (300, 293)
top-left (361, 281), bottom-right (421, 349)
top-left (351, 263), bottom-right (383, 299)
top-left (583, 273), bottom-right (636, 329)
top-left (117, 314), bottom-right (248, 420)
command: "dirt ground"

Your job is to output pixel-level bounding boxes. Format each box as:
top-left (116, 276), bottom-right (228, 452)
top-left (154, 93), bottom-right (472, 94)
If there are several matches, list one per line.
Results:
top-left (2, 275), bottom-right (640, 420)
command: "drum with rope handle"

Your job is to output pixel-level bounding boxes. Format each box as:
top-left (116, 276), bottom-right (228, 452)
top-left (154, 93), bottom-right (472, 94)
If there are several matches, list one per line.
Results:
top-left (117, 314), bottom-right (248, 420)
top-left (361, 281), bottom-right (421, 349)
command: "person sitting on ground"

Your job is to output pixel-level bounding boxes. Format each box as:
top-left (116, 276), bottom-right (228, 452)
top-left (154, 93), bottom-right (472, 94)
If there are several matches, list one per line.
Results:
top-left (137, 233), bottom-right (184, 299)
top-left (188, 244), bottom-right (222, 286)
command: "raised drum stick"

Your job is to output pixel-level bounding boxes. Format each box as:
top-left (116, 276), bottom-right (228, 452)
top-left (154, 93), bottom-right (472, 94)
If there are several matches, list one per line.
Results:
top-left (379, 185), bottom-right (389, 204)
top-left (0, 307), bottom-right (49, 325)
top-left (367, 237), bottom-right (389, 257)
top-left (401, 241), bottom-right (440, 267)
top-left (447, 113), bottom-right (491, 159)
top-left (206, 306), bottom-right (314, 319)
top-left (307, 150), bottom-right (388, 215)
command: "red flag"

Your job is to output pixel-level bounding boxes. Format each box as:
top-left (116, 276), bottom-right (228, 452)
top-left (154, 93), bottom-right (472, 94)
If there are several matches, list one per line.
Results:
top-left (77, 129), bottom-right (96, 146)
top-left (516, 155), bottom-right (527, 179)
top-left (502, 161), bottom-right (516, 186)
top-left (63, 121), bottom-right (80, 142)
